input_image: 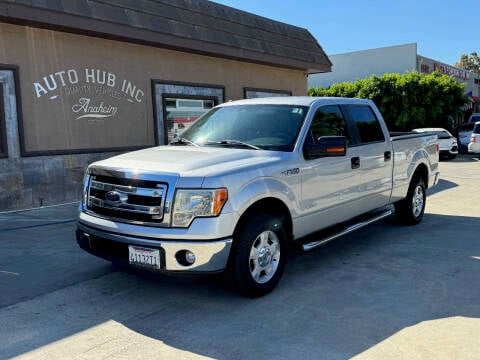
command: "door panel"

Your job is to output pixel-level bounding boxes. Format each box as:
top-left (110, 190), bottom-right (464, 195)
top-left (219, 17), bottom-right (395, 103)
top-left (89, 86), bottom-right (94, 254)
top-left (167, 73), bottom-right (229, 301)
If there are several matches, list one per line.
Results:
top-left (297, 104), bottom-right (393, 238)
top-left (298, 105), bottom-right (363, 235)
top-left (343, 104), bottom-right (393, 210)
top-left (348, 142), bottom-right (392, 211)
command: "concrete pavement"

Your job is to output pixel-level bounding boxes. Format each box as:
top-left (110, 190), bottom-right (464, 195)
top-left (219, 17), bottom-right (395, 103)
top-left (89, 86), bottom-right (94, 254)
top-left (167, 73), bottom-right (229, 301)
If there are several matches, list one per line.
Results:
top-left (0, 203), bottom-right (112, 307)
top-left (0, 155), bottom-right (479, 359)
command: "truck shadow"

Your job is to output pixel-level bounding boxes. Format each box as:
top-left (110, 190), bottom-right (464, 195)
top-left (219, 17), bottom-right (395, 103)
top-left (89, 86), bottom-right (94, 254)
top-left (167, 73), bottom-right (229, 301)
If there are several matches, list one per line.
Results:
top-left (2, 213), bottom-right (479, 360)
top-left (121, 212), bottom-right (480, 359)
top-left (451, 154), bottom-right (479, 162)
top-left (426, 178), bottom-right (457, 195)
top-left (124, 212), bottom-right (480, 358)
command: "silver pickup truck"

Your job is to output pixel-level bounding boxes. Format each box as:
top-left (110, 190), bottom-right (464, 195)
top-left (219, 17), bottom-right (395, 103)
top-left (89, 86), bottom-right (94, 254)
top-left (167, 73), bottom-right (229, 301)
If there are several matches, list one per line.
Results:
top-left (76, 97), bottom-right (439, 297)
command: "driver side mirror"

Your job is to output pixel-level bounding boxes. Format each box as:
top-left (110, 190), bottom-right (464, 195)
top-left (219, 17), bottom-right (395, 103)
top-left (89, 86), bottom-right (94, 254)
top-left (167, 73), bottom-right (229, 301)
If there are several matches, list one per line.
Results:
top-left (304, 136), bottom-right (347, 160)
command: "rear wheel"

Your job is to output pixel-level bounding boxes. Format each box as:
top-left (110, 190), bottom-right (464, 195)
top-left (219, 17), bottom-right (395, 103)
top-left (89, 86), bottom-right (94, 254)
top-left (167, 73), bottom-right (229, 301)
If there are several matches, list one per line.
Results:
top-left (225, 213), bottom-right (286, 297)
top-left (395, 176), bottom-right (426, 225)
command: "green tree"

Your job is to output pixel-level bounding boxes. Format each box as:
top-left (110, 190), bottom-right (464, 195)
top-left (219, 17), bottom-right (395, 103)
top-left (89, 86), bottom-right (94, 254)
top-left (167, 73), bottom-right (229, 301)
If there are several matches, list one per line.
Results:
top-left (455, 52), bottom-right (480, 74)
top-left (308, 72), bottom-right (467, 131)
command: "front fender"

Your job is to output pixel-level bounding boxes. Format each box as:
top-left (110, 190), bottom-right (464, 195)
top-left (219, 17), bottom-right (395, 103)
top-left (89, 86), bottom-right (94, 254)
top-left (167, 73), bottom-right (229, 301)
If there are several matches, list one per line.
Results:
top-left (228, 176), bottom-right (298, 219)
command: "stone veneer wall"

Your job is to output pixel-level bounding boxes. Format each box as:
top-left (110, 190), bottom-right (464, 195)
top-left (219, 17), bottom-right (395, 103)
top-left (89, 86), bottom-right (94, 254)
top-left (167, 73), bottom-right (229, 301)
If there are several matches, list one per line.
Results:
top-left (0, 69), bottom-right (118, 211)
top-left (0, 152), bottom-right (118, 211)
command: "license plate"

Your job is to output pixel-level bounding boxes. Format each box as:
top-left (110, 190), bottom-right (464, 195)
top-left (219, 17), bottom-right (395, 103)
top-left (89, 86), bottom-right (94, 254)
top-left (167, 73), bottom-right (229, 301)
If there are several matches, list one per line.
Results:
top-left (128, 245), bottom-right (161, 270)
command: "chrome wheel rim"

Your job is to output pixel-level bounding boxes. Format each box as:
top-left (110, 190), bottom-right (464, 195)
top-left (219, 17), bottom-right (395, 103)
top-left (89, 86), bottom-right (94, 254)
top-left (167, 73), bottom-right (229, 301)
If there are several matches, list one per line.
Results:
top-left (412, 185), bottom-right (424, 218)
top-left (249, 230), bottom-right (281, 284)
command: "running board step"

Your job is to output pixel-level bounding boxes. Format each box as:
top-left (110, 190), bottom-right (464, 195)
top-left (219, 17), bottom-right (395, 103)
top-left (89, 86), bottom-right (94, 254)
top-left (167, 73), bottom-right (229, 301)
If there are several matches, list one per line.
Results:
top-left (301, 209), bottom-right (393, 252)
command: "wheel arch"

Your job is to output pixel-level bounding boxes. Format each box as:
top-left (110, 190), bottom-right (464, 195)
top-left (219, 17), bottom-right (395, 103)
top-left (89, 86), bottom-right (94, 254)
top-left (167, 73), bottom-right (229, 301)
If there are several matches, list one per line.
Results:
top-left (233, 197), bottom-right (293, 245)
top-left (412, 162), bottom-right (429, 189)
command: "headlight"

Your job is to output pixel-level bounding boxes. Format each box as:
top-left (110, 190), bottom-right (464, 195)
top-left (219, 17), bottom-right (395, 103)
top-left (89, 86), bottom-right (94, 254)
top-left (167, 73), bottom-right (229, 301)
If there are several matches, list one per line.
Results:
top-left (172, 188), bottom-right (228, 227)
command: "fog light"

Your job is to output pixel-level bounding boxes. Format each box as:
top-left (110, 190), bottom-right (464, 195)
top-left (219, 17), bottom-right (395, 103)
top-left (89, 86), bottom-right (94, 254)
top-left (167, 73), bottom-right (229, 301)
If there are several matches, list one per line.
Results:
top-left (185, 251), bottom-right (196, 264)
top-left (175, 250), bottom-right (196, 266)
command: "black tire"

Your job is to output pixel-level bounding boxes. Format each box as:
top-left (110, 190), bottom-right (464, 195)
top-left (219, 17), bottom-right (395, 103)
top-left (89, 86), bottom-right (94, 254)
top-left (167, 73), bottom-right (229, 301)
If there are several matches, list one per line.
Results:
top-left (225, 213), bottom-right (286, 297)
top-left (394, 176), bottom-right (426, 225)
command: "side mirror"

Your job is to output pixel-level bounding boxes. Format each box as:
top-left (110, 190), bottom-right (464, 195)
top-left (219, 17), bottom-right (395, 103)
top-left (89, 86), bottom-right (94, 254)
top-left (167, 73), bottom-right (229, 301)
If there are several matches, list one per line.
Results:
top-left (304, 136), bottom-right (347, 160)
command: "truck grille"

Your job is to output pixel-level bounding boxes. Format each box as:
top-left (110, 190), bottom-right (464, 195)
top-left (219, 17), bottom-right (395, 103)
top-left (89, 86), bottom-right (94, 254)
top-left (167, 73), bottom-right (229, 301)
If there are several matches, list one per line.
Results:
top-left (86, 175), bottom-right (167, 224)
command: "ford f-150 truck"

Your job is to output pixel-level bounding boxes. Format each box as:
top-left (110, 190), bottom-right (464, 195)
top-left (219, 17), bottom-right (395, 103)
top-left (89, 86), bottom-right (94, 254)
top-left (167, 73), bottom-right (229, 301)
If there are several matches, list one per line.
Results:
top-left (76, 97), bottom-right (439, 297)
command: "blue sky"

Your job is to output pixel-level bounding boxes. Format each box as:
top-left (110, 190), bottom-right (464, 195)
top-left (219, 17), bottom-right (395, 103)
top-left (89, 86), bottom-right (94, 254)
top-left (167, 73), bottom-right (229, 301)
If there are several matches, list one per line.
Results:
top-left (212, 0), bottom-right (478, 65)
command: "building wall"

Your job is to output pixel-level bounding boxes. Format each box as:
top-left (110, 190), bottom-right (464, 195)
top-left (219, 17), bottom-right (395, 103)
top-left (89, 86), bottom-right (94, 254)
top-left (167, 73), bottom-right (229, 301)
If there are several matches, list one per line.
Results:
top-left (0, 22), bottom-right (307, 211)
top-left (308, 43), bottom-right (418, 88)
top-left (308, 43), bottom-right (480, 100)
top-left (417, 55), bottom-right (480, 97)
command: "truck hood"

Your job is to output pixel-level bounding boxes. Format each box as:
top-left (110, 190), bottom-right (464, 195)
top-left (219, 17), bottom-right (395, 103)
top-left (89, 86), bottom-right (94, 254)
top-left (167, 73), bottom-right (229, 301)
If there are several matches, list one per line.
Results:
top-left (90, 145), bottom-right (283, 177)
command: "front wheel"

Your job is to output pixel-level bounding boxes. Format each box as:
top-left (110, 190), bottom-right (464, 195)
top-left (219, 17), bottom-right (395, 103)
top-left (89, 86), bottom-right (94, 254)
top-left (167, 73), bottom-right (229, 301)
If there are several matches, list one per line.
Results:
top-left (394, 176), bottom-right (426, 225)
top-left (225, 213), bottom-right (286, 297)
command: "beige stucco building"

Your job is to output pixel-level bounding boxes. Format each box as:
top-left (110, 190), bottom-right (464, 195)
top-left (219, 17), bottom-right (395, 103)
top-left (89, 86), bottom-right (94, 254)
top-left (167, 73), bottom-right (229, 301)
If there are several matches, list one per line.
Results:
top-left (0, 0), bottom-right (331, 210)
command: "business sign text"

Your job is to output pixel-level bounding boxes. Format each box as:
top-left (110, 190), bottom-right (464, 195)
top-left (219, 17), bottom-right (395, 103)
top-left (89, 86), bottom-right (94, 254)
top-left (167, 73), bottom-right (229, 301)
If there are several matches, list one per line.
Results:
top-left (32, 68), bottom-right (145, 121)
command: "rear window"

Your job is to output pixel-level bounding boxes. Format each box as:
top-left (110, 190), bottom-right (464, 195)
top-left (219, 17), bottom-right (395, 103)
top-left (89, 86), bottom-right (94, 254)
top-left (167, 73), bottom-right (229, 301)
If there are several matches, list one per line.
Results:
top-left (436, 131), bottom-right (451, 139)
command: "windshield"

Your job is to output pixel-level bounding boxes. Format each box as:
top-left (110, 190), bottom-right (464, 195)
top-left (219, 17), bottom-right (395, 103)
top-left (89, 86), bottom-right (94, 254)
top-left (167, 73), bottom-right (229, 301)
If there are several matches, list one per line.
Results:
top-left (175, 104), bottom-right (308, 151)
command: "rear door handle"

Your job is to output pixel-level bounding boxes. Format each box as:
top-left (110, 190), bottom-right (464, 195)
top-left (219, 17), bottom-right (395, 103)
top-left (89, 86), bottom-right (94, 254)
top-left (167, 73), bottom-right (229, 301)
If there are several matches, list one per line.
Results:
top-left (384, 151), bottom-right (392, 161)
top-left (351, 157), bottom-right (360, 169)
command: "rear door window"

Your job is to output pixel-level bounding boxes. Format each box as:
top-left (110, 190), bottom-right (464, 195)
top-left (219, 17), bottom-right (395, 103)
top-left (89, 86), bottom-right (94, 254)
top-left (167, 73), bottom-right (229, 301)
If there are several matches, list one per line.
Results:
top-left (344, 105), bottom-right (385, 146)
top-left (473, 123), bottom-right (480, 133)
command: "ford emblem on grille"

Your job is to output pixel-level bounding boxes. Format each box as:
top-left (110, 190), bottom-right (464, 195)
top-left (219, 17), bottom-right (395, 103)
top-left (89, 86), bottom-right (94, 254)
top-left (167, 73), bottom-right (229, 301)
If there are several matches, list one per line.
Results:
top-left (104, 190), bottom-right (127, 206)
top-left (105, 191), bottom-right (120, 202)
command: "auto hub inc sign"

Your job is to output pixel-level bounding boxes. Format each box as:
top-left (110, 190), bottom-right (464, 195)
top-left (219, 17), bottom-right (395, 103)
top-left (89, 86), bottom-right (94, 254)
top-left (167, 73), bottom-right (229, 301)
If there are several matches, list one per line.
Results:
top-left (32, 68), bottom-right (145, 122)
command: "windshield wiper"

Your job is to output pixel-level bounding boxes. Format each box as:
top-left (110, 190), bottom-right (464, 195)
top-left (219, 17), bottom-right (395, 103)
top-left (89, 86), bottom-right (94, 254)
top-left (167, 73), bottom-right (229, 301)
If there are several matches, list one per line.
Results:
top-left (204, 139), bottom-right (261, 150)
top-left (170, 138), bottom-right (199, 147)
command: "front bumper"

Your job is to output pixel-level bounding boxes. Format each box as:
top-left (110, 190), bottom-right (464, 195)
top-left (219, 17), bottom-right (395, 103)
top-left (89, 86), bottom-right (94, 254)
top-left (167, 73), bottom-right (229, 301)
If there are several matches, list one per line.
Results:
top-left (76, 222), bottom-right (232, 273)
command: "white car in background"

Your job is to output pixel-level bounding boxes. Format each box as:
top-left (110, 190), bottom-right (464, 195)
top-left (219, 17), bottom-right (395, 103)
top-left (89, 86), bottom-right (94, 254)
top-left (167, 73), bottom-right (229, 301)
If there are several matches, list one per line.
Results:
top-left (468, 121), bottom-right (480, 154)
top-left (413, 128), bottom-right (458, 160)
top-left (454, 122), bottom-right (475, 153)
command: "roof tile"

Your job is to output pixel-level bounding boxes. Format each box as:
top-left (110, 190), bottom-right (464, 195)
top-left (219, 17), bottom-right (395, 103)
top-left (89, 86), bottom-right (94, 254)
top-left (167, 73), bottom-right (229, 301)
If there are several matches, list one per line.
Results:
top-left (1, 0), bottom-right (331, 72)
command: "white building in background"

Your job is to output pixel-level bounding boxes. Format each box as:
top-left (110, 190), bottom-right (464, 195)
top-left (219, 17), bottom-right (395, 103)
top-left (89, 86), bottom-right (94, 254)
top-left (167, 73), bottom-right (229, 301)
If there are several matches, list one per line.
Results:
top-left (308, 43), bottom-right (480, 103)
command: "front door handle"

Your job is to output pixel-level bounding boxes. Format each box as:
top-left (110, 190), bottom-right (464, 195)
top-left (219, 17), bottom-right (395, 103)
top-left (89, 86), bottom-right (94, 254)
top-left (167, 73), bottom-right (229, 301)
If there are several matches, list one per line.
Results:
top-left (384, 151), bottom-right (392, 161)
top-left (351, 157), bottom-right (360, 169)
